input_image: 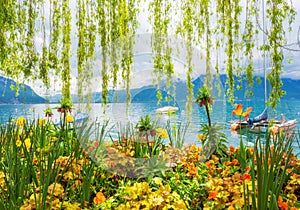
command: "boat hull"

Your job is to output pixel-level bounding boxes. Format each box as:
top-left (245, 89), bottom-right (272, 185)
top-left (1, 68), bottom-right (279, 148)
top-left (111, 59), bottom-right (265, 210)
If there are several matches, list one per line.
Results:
top-left (231, 119), bottom-right (297, 134)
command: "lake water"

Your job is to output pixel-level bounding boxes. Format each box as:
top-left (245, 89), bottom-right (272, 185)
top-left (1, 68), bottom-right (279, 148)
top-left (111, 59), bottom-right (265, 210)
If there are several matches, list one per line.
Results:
top-left (1, 99), bottom-right (299, 155)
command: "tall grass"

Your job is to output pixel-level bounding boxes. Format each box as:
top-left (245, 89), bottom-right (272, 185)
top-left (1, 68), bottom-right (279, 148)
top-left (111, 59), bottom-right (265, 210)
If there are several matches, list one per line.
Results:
top-left (166, 120), bottom-right (189, 149)
top-left (0, 117), bottom-right (109, 209)
top-left (246, 130), bottom-right (295, 209)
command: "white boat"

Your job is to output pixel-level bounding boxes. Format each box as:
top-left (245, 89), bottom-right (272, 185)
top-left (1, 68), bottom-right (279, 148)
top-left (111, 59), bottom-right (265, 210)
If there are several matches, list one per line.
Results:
top-left (156, 106), bottom-right (178, 114)
top-left (231, 118), bottom-right (297, 134)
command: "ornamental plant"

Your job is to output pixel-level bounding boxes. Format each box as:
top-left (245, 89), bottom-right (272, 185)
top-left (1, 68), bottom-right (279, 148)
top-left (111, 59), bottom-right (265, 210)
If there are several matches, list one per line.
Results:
top-left (135, 115), bottom-right (156, 157)
top-left (0, 115), bottom-right (299, 209)
top-left (195, 86), bottom-right (214, 127)
top-left (232, 104), bottom-right (253, 169)
top-left (44, 107), bottom-right (53, 118)
top-left (166, 120), bottom-right (189, 149)
top-left (196, 86), bottom-right (227, 159)
top-left (247, 130), bottom-right (296, 209)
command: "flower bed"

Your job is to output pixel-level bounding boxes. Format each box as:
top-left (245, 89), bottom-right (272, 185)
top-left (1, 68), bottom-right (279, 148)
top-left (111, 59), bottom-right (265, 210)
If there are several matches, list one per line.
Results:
top-left (0, 115), bottom-right (299, 210)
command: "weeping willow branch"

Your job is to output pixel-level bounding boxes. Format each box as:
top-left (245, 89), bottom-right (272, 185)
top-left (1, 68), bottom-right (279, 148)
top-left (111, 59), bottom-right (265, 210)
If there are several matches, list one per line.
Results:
top-left (265, 0), bottom-right (296, 108)
top-left (61, 0), bottom-right (72, 101)
top-left (0, 0), bottom-right (297, 109)
top-left (76, 0), bottom-right (86, 105)
top-left (174, 0), bottom-right (196, 114)
top-left (149, 0), bottom-right (174, 105)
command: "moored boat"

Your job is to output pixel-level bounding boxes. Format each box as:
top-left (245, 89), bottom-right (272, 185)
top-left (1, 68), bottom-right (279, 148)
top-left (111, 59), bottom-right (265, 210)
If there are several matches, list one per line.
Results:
top-left (231, 108), bottom-right (297, 134)
top-left (156, 106), bottom-right (179, 114)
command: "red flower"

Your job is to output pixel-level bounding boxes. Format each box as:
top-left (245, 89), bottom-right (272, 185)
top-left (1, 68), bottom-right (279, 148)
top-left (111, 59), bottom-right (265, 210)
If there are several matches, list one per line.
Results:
top-left (208, 190), bottom-right (218, 199)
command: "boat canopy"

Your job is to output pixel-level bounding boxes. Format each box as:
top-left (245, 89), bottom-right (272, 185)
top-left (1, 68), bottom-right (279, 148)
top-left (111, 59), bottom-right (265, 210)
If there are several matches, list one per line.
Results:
top-left (247, 108), bottom-right (268, 126)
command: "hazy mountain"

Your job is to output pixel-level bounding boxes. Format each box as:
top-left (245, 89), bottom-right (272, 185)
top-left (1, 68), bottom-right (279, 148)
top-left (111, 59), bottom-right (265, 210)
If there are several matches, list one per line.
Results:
top-left (217, 75), bottom-right (300, 101)
top-left (0, 76), bottom-right (45, 104)
top-left (47, 75), bottom-right (300, 103)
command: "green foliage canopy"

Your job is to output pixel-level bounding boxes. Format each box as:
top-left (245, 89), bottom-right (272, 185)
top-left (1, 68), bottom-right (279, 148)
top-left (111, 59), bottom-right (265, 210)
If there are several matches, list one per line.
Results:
top-left (0, 0), bottom-right (296, 108)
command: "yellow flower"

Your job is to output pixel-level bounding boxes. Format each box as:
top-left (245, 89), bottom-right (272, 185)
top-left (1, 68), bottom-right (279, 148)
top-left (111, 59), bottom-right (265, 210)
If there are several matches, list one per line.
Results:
top-left (157, 128), bottom-right (168, 139)
top-left (62, 202), bottom-right (81, 210)
top-left (29, 193), bottom-right (42, 206)
top-left (63, 171), bottom-right (74, 180)
top-left (16, 117), bottom-right (26, 127)
top-left (24, 138), bottom-right (31, 149)
top-left (48, 183), bottom-right (64, 197)
top-left (0, 171), bottom-right (5, 187)
top-left (16, 139), bottom-right (22, 147)
top-left (66, 115), bottom-right (74, 123)
top-left (38, 118), bottom-right (47, 126)
top-left (197, 133), bottom-right (206, 142)
top-left (153, 177), bottom-right (163, 186)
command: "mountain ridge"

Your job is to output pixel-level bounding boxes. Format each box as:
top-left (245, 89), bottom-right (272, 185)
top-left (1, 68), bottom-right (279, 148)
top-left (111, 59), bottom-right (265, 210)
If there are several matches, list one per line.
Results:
top-left (48, 75), bottom-right (300, 103)
top-left (0, 76), bottom-right (45, 104)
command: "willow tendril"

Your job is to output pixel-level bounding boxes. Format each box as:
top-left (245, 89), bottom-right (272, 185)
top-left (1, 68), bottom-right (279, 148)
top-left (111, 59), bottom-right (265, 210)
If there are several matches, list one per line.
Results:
top-left (0, 0), bottom-right (296, 108)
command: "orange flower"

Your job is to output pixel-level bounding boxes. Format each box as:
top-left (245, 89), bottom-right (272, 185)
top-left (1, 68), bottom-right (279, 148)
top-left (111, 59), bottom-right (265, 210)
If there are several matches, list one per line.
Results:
top-left (232, 159), bottom-right (239, 166)
top-left (232, 172), bottom-right (241, 180)
top-left (206, 160), bottom-right (215, 169)
top-left (244, 166), bottom-right (251, 171)
top-left (198, 133), bottom-right (206, 141)
top-left (290, 159), bottom-right (298, 167)
top-left (208, 190), bottom-right (218, 199)
top-left (188, 163), bottom-right (198, 177)
top-left (232, 104), bottom-right (252, 120)
top-left (224, 161), bottom-right (232, 166)
top-left (93, 192), bottom-right (106, 205)
top-left (228, 206), bottom-right (235, 210)
top-left (230, 146), bottom-right (235, 152)
top-left (270, 126), bottom-right (279, 134)
top-left (240, 173), bottom-right (251, 181)
top-left (211, 155), bottom-right (219, 162)
top-left (278, 196), bottom-right (289, 210)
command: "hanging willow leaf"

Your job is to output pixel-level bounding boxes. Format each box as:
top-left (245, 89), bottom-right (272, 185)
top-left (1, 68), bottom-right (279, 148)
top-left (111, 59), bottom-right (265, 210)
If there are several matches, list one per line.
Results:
top-left (38, 0), bottom-right (51, 90)
top-left (76, 0), bottom-right (86, 104)
top-left (119, 0), bottom-right (140, 106)
top-left (109, 0), bottom-right (120, 100)
top-left (149, 0), bottom-right (162, 104)
top-left (61, 0), bottom-right (72, 101)
top-left (97, 0), bottom-right (109, 104)
top-left (176, 0), bottom-right (197, 114)
top-left (0, 0), bottom-right (297, 109)
top-left (265, 0), bottom-right (295, 108)
top-left (242, 0), bottom-right (257, 98)
top-left (49, 0), bottom-right (62, 94)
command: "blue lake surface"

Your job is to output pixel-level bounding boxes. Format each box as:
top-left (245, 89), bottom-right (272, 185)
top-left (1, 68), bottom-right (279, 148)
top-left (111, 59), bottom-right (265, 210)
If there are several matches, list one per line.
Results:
top-left (0, 99), bottom-right (299, 155)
